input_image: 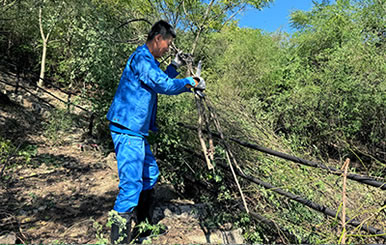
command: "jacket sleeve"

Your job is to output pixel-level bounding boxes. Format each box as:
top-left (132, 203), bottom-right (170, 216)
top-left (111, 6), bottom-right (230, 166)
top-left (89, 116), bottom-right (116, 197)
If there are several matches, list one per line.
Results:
top-left (134, 53), bottom-right (195, 95)
top-left (164, 64), bottom-right (179, 78)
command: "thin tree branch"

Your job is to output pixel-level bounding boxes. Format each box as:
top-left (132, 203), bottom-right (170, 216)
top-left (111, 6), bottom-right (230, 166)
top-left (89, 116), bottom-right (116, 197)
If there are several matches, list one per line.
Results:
top-left (46, 3), bottom-right (66, 40)
top-left (39, 6), bottom-right (46, 42)
top-left (116, 18), bottom-right (152, 30)
top-left (155, 0), bottom-right (171, 22)
top-left (182, 0), bottom-right (198, 33)
top-left (172, 1), bottom-right (183, 27)
top-left (190, 0), bottom-right (216, 55)
top-left (221, 3), bottom-right (247, 29)
top-left (1, 0), bottom-right (17, 14)
top-left (204, 98), bottom-right (249, 212)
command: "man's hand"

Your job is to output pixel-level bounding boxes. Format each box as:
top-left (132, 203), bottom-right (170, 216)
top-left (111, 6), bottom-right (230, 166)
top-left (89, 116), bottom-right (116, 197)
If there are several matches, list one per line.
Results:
top-left (193, 76), bottom-right (206, 97)
top-left (184, 77), bottom-right (206, 95)
top-left (171, 51), bottom-right (185, 69)
top-left (193, 76), bottom-right (206, 90)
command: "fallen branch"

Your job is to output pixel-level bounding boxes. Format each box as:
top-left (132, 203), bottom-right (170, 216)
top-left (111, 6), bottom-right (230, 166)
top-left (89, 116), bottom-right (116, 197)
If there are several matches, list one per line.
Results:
top-left (202, 98), bottom-right (249, 213)
top-left (0, 78), bottom-right (55, 108)
top-left (179, 145), bottom-right (386, 238)
top-left (180, 146), bottom-right (308, 244)
top-left (193, 92), bottom-right (213, 170)
top-left (219, 161), bottom-right (386, 238)
top-left (178, 123), bottom-right (386, 190)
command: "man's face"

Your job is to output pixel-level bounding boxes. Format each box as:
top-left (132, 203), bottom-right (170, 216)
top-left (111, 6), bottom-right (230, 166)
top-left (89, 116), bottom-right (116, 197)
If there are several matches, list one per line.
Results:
top-left (154, 34), bottom-right (173, 59)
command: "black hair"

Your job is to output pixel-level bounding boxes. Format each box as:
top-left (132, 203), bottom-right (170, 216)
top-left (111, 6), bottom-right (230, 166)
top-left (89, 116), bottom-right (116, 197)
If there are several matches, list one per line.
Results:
top-left (147, 20), bottom-right (176, 42)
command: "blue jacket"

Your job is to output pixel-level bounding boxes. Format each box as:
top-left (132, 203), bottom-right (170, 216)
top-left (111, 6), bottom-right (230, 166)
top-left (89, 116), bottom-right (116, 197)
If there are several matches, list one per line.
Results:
top-left (106, 44), bottom-right (195, 136)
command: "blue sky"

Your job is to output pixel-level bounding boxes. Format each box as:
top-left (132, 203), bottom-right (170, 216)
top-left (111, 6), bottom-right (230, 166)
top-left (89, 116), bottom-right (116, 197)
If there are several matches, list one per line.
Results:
top-left (237, 0), bottom-right (316, 33)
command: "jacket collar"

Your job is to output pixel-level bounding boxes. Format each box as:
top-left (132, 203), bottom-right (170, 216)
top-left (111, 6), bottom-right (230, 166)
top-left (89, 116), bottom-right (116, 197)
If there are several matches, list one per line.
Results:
top-left (141, 44), bottom-right (160, 66)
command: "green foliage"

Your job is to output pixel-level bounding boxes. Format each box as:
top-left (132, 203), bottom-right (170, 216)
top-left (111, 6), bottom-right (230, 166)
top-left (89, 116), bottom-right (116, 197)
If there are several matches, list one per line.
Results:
top-left (198, 3), bottom-right (385, 242)
top-left (236, 213), bottom-right (264, 243)
top-left (205, 0), bottom-right (385, 160)
top-left (107, 210), bottom-right (129, 244)
top-left (18, 144), bottom-right (38, 165)
top-left (277, 0), bottom-right (386, 154)
top-left (43, 109), bottom-right (75, 145)
top-left (0, 137), bottom-right (38, 172)
top-left (134, 219), bottom-right (167, 241)
top-left (51, 239), bottom-right (65, 244)
top-left (205, 24), bottom-right (287, 109)
top-left (92, 219), bottom-right (109, 244)
top-left (0, 136), bottom-right (13, 164)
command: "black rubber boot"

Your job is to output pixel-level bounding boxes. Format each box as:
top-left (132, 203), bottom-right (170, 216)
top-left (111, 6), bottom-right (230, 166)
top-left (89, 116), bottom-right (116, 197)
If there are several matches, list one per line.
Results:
top-left (137, 189), bottom-right (155, 225)
top-left (132, 189), bottom-right (155, 239)
top-left (133, 188), bottom-right (167, 240)
top-left (110, 212), bottom-right (134, 244)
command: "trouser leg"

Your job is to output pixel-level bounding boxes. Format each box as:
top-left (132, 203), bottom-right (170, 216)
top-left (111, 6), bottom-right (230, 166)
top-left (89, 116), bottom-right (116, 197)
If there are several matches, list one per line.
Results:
top-left (138, 138), bottom-right (159, 224)
top-left (111, 132), bottom-right (145, 213)
top-left (111, 133), bottom-right (162, 240)
top-left (110, 132), bottom-right (147, 243)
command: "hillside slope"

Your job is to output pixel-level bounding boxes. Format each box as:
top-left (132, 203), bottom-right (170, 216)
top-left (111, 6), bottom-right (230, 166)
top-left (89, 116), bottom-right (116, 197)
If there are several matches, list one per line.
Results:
top-left (0, 71), bottom-right (245, 244)
top-left (1, 70), bottom-right (385, 244)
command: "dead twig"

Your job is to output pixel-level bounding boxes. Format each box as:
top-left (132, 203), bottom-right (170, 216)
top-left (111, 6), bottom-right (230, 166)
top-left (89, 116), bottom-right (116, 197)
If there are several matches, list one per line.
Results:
top-left (203, 97), bottom-right (249, 213)
top-left (194, 94), bottom-right (214, 170)
top-left (201, 99), bottom-right (215, 161)
top-left (340, 158), bottom-right (350, 244)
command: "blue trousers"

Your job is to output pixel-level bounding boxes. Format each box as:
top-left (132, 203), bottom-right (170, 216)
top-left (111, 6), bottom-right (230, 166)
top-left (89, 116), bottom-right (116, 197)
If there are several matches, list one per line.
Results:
top-left (111, 132), bottom-right (159, 213)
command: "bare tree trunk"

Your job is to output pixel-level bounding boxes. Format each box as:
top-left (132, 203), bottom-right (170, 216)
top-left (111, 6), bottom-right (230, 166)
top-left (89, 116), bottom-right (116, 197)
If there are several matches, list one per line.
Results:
top-left (7, 33), bottom-right (11, 57)
top-left (38, 40), bottom-right (47, 87)
top-left (38, 6), bottom-right (46, 87)
top-left (38, 3), bottom-right (54, 88)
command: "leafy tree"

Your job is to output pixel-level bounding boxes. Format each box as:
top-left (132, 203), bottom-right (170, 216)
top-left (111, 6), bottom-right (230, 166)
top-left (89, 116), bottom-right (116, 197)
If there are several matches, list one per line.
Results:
top-left (277, 0), bottom-right (385, 158)
top-left (37, 0), bottom-right (68, 87)
top-left (124, 0), bottom-right (274, 55)
top-left (0, 1), bottom-right (40, 73)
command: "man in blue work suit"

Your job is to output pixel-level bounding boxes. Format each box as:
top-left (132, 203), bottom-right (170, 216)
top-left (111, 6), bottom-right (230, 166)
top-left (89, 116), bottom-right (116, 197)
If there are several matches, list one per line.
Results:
top-left (106, 20), bottom-right (205, 243)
